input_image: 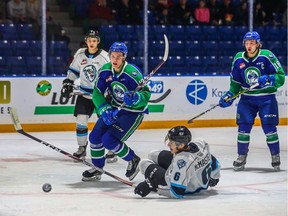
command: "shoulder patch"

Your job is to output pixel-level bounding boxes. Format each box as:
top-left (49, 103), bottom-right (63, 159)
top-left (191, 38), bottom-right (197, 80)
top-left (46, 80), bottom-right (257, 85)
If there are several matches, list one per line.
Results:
top-left (269, 54), bottom-right (274, 59)
top-left (132, 71), bottom-right (138, 77)
top-left (177, 159), bottom-right (186, 169)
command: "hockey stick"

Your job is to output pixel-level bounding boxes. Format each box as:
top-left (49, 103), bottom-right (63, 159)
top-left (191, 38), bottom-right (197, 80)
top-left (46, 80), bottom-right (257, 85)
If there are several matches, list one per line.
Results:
top-left (187, 83), bottom-right (259, 124)
top-left (113, 34), bottom-right (169, 116)
top-left (72, 88), bottom-right (171, 104)
top-left (149, 89), bottom-right (171, 103)
top-left (9, 107), bottom-right (134, 187)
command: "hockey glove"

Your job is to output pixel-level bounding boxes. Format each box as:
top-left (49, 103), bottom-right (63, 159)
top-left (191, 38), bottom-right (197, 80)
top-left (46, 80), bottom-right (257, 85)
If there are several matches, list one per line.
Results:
top-left (123, 91), bottom-right (141, 106)
top-left (61, 78), bottom-right (74, 98)
top-left (134, 179), bottom-right (155, 197)
top-left (219, 91), bottom-right (235, 108)
top-left (208, 178), bottom-right (219, 187)
top-left (101, 108), bottom-right (117, 126)
top-left (258, 75), bottom-right (276, 88)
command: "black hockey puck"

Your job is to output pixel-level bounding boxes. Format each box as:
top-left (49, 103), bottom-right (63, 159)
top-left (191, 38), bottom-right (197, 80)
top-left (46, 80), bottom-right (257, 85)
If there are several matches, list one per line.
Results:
top-left (42, 183), bottom-right (52, 192)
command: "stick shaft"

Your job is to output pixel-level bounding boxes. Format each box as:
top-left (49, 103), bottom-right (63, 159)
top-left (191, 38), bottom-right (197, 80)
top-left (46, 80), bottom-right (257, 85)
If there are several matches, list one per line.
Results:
top-left (10, 108), bottom-right (134, 187)
top-left (187, 83), bottom-right (259, 123)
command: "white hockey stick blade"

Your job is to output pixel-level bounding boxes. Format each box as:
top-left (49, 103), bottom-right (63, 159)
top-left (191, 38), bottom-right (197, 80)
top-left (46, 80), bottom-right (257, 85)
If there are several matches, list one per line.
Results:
top-left (163, 34), bottom-right (169, 62)
top-left (10, 107), bottom-right (22, 131)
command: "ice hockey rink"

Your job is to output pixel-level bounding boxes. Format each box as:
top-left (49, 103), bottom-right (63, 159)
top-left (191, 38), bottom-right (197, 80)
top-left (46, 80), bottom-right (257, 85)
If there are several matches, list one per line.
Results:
top-left (0, 126), bottom-right (287, 216)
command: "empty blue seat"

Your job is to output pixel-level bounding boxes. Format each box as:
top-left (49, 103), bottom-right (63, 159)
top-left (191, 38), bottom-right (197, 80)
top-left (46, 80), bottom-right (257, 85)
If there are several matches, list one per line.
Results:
top-left (48, 56), bottom-right (67, 76)
top-left (203, 41), bottom-right (219, 56)
top-left (130, 56), bottom-right (144, 71)
top-left (12, 40), bottom-right (32, 56)
top-left (185, 25), bottom-right (203, 41)
top-left (218, 26), bottom-right (235, 40)
top-left (202, 26), bottom-right (219, 40)
top-left (266, 27), bottom-right (282, 41)
top-left (219, 41), bottom-right (236, 56)
top-left (150, 40), bottom-right (166, 56)
top-left (0, 56), bottom-right (8, 75)
top-left (203, 56), bottom-right (219, 73)
top-left (267, 41), bottom-right (286, 56)
top-left (169, 25), bottom-right (186, 40)
top-left (6, 56), bottom-right (28, 75)
top-left (185, 40), bottom-right (202, 56)
top-left (49, 41), bottom-right (70, 60)
top-left (0, 40), bottom-right (13, 56)
top-left (117, 25), bottom-right (136, 41)
top-left (234, 26), bottom-right (248, 41)
top-left (151, 25), bottom-right (169, 40)
top-left (17, 24), bottom-right (37, 40)
top-left (169, 56), bottom-right (185, 72)
top-left (0, 24), bottom-right (19, 40)
top-left (185, 55), bottom-right (202, 73)
top-left (169, 40), bottom-right (185, 56)
top-left (26, 56), bottom-right (43, 75)
top-left (149, 56), bottom-right (167, 73)
top-left (219, 55), bottom-right (233, 73)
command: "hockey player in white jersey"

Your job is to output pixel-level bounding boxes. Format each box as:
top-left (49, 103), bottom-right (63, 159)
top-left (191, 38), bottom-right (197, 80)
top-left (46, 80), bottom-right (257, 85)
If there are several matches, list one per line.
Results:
top-left (61, 30), bottom-right (117, 163)
top-left (134, 126), bottom-right (221, 198)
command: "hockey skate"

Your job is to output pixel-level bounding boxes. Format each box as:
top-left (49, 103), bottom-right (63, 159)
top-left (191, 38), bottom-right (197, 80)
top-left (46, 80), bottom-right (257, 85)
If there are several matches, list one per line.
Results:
top-left (73, 142), bottom-right (88, 161)
top-left (82, 168), bottom-right (102, 181)
top-left (271, 154), bottom-right (280, 171)
top-left (105, 150), bottom-right (118, 163)
top-left (125, 154), bottom-right (141, 181)
top-left (233, 154), bottom-right (247, 171)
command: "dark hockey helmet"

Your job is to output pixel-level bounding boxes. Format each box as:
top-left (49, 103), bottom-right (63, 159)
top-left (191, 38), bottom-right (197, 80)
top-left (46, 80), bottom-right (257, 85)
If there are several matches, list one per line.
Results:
top-left (85, 30), bottom-right (100, 41)
top-left (243, 31), bottom-right (261, 44)
top-left (165, 126), bottom-right (192, 146)
top-left (109, 42), bottom-right (128, 58)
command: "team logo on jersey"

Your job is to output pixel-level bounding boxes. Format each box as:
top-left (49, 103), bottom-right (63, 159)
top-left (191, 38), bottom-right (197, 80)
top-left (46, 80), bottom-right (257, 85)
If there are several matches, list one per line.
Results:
top-left (186, 80), bottom-right (207, 105)
top-left (81, 59), bottom-right (87, 65)
top-left (106, 75), bottom-right (112, 82)
top-left (240, 63), bottom-right (245, 69)
top-left (112, 82), bottom-right (126, 101)
top-left (177, 159), bottom-right (186, 169)
top-left (83, 65), bottom-right (97, 82)
top-left (245, 67), bottom-right (260, 85)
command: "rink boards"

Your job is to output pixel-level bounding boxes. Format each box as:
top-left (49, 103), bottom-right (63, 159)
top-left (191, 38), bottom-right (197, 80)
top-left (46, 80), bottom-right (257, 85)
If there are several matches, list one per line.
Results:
top-left (0, 76), bottom-right (287, 132)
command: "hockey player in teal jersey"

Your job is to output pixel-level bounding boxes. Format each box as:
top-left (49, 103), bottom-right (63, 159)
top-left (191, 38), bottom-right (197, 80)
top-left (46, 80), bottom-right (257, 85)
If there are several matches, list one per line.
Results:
top-left (219, 31), bottom-right (285, 171)
top-left (81, 42), bottom-right (151, 181)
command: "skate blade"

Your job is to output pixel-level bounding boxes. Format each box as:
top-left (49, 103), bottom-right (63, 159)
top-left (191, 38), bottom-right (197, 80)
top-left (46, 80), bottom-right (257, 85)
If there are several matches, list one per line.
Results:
top-left (81, 176), bottom-right (101, 182)
top-left (128, 167), bottom-right (140, 181)
top-left (106, 157), bottom-right (118, 163)
top-left (273, 166), bottom-right (280, 171)
top-left (73, 156), bottom-right (85, 163)
top-left (233, 166), bottom-right (245, 171)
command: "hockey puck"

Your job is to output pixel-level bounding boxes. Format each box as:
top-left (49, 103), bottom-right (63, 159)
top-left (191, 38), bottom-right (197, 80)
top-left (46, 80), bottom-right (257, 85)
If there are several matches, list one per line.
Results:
top-left (42, 183), bottom-right (52, 192)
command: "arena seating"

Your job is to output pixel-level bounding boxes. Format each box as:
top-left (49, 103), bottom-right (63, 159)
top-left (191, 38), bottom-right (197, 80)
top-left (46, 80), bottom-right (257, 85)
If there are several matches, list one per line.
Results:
top-left (0, 24), bottom-right (286, 76)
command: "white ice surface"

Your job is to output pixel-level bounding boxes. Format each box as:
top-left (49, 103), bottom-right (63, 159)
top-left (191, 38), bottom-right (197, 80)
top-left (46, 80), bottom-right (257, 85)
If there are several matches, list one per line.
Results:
top-left (0, 126), bottom-right (287, 216)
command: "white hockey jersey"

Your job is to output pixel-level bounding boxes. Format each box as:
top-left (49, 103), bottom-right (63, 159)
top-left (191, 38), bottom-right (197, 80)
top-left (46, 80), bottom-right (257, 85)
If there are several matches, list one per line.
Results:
top-left (67, 48), bottom-right (109, 99)
top-left (159, 138), bottom-right (221, 198)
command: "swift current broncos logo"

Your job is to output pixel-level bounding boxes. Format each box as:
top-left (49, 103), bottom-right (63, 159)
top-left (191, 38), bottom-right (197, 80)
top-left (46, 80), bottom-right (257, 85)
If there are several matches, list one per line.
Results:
top-left (111, 82), bottom-right (127, 101)
top-left (84, 65), bottom-right (97, 82)
top-left (177, 159), bottom-right (186, 169)
top-left (186, 80), bottom-right (207, 105)
top-left (36, 80), bottom-right (52, 96)
top-left (245, 67), bottom-right (260, 85)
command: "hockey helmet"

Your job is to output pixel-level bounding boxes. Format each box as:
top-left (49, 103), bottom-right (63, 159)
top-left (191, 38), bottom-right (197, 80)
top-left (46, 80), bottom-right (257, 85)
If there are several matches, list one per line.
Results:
top-left (85, 30), bottom-right (100, 41)
top-left (165, 126), bottom-right (192, 146)
top-left (109, 42), bottom-right (128, 58)
top-left (243, 31), bottom-right (261, 44)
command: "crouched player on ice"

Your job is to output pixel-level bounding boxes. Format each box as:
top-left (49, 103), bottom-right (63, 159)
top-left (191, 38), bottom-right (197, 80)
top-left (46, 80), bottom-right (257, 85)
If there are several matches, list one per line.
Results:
top-left (134, 126), bottom-right (221, 198)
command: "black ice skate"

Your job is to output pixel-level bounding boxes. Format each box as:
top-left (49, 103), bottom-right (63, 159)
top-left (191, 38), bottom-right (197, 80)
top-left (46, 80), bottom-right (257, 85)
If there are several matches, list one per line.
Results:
top-left (73, 142), bottom-right (88, 161)
top-left (82, 168), bottom-right (102, 181)
top-left (125, 154), bottom-right (140, 181)
top-left (271, 154), bottom-right (280, 171)
top-left (233, 154), bottom-right (247, 171)
top-left (105, 150), bottom-right (118, 163)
